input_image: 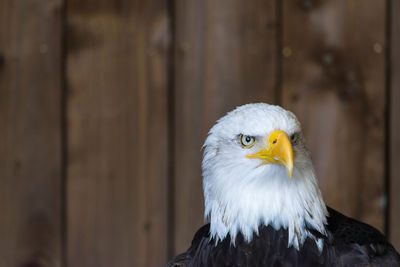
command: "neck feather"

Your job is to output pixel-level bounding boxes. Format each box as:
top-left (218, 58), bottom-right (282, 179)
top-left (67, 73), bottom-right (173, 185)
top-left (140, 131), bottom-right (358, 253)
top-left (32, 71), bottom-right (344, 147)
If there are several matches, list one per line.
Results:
top-left (204, 165), bottom-right (328, 251)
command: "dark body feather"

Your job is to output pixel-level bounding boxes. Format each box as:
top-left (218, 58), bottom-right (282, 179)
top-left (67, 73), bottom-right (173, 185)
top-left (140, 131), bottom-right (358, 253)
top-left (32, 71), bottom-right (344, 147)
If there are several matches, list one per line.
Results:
top-left (168, 207), bottom-right (400, 267)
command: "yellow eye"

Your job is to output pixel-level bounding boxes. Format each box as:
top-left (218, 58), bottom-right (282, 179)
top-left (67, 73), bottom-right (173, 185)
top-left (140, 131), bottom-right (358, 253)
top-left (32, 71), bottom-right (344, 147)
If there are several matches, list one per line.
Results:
top-left (240, 134), bottom-right (255, 148)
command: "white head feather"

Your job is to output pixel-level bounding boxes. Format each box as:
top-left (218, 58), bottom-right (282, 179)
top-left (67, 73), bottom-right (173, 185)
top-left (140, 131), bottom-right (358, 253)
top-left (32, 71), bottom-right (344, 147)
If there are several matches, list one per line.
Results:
top-left (202, 103), bottom-right (328, 250)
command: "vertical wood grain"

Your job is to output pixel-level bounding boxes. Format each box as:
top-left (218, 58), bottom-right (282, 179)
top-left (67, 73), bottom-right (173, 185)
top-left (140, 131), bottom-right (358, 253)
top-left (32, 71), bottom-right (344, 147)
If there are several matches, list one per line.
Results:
top-left (173, 0), bottom-right (279, 255)
top-left (389, 0), bottom-right (400, 251)
top-left (282, 0), bottom-right (386, 231)
top-left (66, 1), bottom-right (170, 266)
top-left (0, 0), bottom-right (64, 266)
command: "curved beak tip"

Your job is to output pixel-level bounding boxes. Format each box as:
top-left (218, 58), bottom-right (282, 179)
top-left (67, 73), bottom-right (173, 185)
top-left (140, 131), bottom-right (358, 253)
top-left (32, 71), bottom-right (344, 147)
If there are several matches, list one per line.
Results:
top-left (288, 165), bottom-right (294, 179)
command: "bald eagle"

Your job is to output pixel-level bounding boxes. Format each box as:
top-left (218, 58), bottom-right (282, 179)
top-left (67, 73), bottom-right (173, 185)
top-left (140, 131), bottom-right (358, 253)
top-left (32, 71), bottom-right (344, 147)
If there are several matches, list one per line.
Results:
top-left (168, 103), bottom-right (400, 267)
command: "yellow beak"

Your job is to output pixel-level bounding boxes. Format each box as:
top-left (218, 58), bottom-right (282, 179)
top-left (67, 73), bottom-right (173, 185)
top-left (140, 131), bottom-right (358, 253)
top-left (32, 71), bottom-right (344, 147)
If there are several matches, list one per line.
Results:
top-left (246, 130), bottom-right (294, 179)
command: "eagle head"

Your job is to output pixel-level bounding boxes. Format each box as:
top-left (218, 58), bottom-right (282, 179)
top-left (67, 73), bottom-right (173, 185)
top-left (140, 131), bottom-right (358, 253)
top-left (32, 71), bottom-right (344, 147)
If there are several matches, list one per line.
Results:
top-left (202, 103), bottom-right (328, 250)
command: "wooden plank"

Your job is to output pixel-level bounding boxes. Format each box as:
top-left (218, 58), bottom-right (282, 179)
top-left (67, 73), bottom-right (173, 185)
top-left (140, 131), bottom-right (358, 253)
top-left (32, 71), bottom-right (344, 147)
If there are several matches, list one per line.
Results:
top-left (390, 0), bottom-right (400, 251)
top-left (66, 1), bottom-right (170, 266)
top-left (282, 0), bottom-right (386, 231)
top-left (0, 0), bottom-right (63, 266)
top-left (173, 0), bottom-right (278, 255)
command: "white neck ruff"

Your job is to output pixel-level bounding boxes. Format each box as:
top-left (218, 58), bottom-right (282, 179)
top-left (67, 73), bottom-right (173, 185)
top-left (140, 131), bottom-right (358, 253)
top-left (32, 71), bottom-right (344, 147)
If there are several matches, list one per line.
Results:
top-left (203, 159), bottom-right (328, 251)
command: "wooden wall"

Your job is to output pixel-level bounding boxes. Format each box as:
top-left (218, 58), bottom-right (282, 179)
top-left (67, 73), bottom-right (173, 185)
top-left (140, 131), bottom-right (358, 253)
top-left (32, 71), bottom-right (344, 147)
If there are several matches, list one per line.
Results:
top-left (0, 0), bottom-right (399, 266)
top-left (0, 0), bottom-right (63, 266)
top-left (390, 0), bottom-right (400, 252)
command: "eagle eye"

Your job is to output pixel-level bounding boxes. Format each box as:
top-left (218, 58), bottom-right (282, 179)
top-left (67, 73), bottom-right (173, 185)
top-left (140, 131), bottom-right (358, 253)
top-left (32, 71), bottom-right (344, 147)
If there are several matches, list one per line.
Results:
top-left (240, 134), bottom-right (255, 148)
top-left (290, 133), bottom-right (299, 144)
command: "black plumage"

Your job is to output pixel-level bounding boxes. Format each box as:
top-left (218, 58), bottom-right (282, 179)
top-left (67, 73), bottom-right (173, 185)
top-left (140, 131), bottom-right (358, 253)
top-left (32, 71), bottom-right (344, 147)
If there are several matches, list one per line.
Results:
top-left (168, 207), bottom-right (400, 267)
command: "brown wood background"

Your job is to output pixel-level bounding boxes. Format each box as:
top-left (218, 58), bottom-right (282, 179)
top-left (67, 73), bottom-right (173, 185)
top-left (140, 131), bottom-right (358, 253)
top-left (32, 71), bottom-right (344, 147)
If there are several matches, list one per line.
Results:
top-left (0, 0), bottom-right (399, 266)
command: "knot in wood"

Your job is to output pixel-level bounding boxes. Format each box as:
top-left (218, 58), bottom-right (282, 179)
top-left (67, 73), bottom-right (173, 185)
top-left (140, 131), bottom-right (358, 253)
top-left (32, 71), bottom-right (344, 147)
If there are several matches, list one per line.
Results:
top-left (322, 52), bottom-right (335, 66)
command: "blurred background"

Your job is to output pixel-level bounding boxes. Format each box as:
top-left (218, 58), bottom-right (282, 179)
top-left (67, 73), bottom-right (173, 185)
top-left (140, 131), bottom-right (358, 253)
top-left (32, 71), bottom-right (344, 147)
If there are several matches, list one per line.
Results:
top-left (0, 0), bottom-right (399, 266)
